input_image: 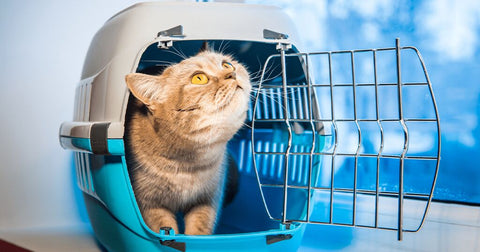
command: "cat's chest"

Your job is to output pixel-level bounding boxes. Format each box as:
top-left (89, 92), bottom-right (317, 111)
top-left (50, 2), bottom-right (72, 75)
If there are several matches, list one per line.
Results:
top-left (172, 169), bottom-right (219, 195)
top-left (151, 166), bottom-right (222, 203)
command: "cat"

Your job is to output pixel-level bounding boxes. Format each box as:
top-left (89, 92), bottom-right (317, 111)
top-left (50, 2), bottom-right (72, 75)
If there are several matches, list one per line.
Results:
top-left (124, 47), bottom-right (251, 235)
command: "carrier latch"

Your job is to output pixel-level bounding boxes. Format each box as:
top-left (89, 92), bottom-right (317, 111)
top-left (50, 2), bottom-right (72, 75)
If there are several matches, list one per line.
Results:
top-left (263, 29), bottom-right (288, 40)
top-left (159, 240), bottom-right (186, 252)
top-left (266, 234), bottom-right (293, 245)
top-left (159, 227), bottom-right (186, 252)
top-left (263, 29), bottom-right (292, 51)
top-left (157, 25), bottom-right (185, 49)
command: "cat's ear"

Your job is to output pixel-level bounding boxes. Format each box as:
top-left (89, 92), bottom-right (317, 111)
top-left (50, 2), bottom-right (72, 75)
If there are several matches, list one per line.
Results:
top-left (198, 41), bottom-right (210, 53)
top-left (125, 73), bottom-right (166, 109)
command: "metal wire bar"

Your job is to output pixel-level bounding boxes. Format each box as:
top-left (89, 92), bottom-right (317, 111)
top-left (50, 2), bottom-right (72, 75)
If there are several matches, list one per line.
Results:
top-left (263, 220), bottom-right (422, 233)
top-left (254, 82), bottom-right (430, 89)
top-left (374, 49), bottom-right (384, 229)
top-left (402, 46), bottom-right (442, 233)
top-left (305, 54), bottom-right (315, 222)
top-left (253, 152), bottom-right (437, 160)
top-left (252, 118), bottom-right (438, 123)
top-left (259, 184), bottom-right (431, 197)
top-left (279, 45), bottom-right (292, 224)
top-left (251, 54), bottom-right (280, 220)
top-left (350, 51), bottom-right (360, 226)
top-left (396, 38), bottom-right (408, 241)
top-left (328, 52), bottom-right (338, 224)
top-left (314, 82), bottom-right (430, 87)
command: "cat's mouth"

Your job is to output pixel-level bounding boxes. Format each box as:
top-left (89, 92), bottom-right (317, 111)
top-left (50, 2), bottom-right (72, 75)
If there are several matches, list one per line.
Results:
top-left (216, 86), bottom-right (247, 111)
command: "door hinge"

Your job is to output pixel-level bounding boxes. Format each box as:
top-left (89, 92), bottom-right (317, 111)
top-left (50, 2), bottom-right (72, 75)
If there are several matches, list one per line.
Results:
top-left (266, 234), bottom-right (293, 245)
top-left (160, 239), bottom-right (186, 252)
top-left (157, 25), bottom-right (185, 49)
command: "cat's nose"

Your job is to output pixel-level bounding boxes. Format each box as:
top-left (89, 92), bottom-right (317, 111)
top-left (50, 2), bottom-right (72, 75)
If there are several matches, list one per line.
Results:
top-left (224, 72), bottom-right (236, 80)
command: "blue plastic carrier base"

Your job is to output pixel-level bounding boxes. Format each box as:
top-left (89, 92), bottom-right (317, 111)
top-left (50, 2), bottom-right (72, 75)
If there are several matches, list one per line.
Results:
top-left (63, 134), bottom-right (306, 252)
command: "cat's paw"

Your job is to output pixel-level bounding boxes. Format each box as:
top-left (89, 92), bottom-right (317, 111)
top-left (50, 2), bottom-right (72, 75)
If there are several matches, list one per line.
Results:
top-left (184, 205), bottom-right (215, 235)
top-left (184, 228), bottom-right (212, 235)
top-left (143, 208), bottom-right (179, 234)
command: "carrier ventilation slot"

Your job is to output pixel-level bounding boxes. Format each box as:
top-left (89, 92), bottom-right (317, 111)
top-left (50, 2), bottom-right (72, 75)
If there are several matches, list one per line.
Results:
top-left (251, 39), bottom-right (440, 241)
top-left (75, 152), bottom-right (98, 198)
top-left (73, 78), bottom-right (93, 121)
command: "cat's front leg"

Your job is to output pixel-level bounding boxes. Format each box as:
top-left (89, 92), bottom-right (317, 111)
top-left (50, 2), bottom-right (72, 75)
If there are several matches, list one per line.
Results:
top-left (184, 204), bottom-right (216, 235)
top-left (143, 207), bottom-right (179, 234)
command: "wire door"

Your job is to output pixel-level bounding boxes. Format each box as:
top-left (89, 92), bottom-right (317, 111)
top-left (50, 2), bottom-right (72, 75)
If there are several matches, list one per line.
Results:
top-left (250, 39), bottom-right (440, 240)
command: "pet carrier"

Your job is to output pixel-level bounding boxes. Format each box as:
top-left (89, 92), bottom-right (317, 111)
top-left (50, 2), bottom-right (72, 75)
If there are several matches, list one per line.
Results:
top-left (59, 2), bottom-right (440, 251)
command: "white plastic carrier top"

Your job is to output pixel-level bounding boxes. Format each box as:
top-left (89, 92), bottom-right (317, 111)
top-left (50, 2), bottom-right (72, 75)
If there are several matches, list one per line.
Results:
top-left (59, 2), bottom-right (302, 142)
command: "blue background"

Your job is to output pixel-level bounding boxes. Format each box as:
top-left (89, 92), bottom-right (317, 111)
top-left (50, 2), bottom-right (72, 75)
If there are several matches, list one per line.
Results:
top-left (248, 0), bottom-right (480, 204)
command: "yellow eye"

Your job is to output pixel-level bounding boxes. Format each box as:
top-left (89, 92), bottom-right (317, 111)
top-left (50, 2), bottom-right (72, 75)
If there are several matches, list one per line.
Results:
top-left (191, 73), bottom-right (209, 85)
top-left (222, 62), bottom-right (235, 71)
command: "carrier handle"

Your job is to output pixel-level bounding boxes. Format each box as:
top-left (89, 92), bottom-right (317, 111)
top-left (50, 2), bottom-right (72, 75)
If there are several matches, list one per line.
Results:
top-left (59, 121), bottom-right (124, 155)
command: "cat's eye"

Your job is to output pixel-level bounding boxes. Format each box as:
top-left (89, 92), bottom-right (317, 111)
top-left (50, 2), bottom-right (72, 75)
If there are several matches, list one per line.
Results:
top-left (191, 73), bottom-right (209, 85)
top-left (222, 62), bottom-right (235, 71)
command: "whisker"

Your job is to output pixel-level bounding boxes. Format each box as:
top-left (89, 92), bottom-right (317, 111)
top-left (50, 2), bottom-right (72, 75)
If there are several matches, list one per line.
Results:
top-left (218, 40), bottom-right (225, 53)
top-left (151, 61), bottom-right (177, 66)
top-left (241, 122), bottom-right (252, 129)
top-left (163, 50), bottom-right (186, 60)
top-left (210, 41), bottom-right (216, 51)
top-left (167, 46), bottom-right (188, 60)
top-left (248, 83), bottom-right (310, 121)
top-left (248, 56), bottom-right (265, 80)
top-left (175, 45), bottom-right (189, 59)
top-left (250, 62), bottom-right (282, 84)
top-left (219, 40), bottom-right (231, 54)
top-left (250, 86), bottom-right (299, 95)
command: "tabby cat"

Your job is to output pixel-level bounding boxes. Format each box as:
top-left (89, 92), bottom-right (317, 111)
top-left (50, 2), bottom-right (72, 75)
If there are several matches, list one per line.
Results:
top-left (124, 48), bottom-right (251, 235)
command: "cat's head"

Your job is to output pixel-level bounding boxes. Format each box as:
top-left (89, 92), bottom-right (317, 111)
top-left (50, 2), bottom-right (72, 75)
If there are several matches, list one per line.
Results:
top-left (125, 50), bottom-right (251, 142)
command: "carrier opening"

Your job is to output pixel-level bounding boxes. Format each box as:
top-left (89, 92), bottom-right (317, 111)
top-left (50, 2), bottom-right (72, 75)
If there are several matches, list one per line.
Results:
top-left (125, 40), bottom-right (309, 236)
